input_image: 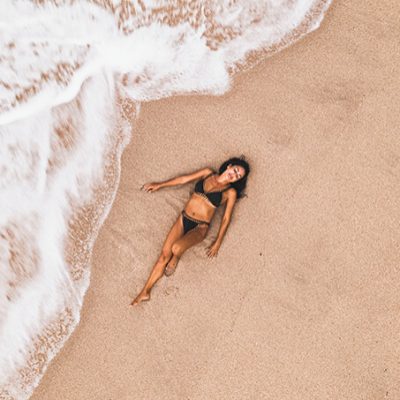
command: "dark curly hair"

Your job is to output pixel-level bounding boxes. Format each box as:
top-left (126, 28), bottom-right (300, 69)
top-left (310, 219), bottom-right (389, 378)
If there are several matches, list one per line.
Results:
top-left (218, 155), bottom-right (250, 199)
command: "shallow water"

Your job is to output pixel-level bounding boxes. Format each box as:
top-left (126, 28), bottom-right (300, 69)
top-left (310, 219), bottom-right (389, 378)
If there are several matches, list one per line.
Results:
top-left (0, 1), bottom-right (332, 398)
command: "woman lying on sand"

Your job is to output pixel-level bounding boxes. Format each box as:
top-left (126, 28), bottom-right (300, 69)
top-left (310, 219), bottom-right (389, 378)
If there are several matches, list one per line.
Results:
top-left (131, 156), bottom-right (250, 306)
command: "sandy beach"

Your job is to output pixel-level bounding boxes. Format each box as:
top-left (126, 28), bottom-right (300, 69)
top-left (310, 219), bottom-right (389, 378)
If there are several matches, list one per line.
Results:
top-left (30, 0), bottom-right (400, 399)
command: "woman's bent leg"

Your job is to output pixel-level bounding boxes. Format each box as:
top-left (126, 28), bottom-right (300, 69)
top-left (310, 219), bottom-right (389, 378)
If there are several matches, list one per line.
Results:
top-left (164, 224), bottom-right (208, 276)
top-left (131, 214), bottom-right (184, 306)
top-left (140, 253), bottom-right (171, 297)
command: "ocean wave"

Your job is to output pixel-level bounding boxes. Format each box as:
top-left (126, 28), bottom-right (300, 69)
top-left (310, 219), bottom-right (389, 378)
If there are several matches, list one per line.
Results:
top-left (0, 1), bottom-right (332, 398)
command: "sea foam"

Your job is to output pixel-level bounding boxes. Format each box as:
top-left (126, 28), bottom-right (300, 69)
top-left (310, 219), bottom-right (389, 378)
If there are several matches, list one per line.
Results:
top-left (0, 1), bottom-right (332, 398)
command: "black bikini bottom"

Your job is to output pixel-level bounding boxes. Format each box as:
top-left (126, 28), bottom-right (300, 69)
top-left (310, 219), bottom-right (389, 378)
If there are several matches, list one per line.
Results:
top-left (181, 210), bottom-right (210, 235)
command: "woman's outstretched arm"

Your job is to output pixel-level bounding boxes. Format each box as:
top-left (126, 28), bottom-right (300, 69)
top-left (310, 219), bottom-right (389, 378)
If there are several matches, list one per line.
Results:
top-left (142, 167), bottom-right (213, 192)
top-left (206, 189), bottom-right (237, 258)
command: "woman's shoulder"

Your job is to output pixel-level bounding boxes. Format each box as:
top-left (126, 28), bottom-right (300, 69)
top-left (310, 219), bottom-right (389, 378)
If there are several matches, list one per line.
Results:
top-left (221, 186), bottom-right (237, 201)
top-left (226, 186), bottom-right (237, 196)
top-left (204, 168), bottom-right (216, 178)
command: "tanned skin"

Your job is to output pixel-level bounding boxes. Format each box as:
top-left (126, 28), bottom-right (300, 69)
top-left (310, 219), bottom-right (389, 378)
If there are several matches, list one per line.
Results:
top-left (130, 163), bottom-right (246, 306)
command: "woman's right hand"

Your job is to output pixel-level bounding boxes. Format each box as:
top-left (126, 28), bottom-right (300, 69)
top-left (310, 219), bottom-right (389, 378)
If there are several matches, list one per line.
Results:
top-left (141, 182), bottom-right (161, 193)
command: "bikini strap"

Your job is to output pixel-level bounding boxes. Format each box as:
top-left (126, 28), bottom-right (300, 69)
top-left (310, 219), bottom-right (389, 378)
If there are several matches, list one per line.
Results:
top-left (201, 171), bottom-right (214, 190)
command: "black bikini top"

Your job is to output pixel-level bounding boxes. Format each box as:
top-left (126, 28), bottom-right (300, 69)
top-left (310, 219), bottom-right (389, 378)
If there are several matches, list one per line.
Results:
top-left (194, 172), bottom-right (230, 208)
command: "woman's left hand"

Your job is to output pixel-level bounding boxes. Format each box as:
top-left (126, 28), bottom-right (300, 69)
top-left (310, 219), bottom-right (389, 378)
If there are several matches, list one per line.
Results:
top-left (206, 242), bottom-right (220, 258)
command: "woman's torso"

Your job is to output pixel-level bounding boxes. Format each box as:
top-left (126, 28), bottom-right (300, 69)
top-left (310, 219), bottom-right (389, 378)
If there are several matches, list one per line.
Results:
top-left (184, 171), bottom-right (231, 223)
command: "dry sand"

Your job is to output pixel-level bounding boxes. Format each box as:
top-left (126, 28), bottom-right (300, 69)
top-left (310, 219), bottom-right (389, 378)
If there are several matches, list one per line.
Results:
top-left (31, 0), bottom-right (400, 399)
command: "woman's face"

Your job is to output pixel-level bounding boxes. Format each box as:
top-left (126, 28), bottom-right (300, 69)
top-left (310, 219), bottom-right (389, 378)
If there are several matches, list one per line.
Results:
top-left (224, 164), bottom-right (246, 182)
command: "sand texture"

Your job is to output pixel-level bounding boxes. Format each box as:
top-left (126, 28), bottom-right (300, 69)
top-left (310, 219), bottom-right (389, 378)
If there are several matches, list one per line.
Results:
top-left (31, 0), bottom-right (400, 399)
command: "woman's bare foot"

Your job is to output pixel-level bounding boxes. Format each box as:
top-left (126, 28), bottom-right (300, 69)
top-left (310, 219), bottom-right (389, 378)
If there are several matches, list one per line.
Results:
top-left (164, 255), bottom-right (179, 277)
top-left (130, 290), bottom-right (150, 306)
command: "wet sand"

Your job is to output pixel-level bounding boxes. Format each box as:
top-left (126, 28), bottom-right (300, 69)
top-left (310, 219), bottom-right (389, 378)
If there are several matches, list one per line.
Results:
top-left (31, 0), bottom-right (400, 399)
